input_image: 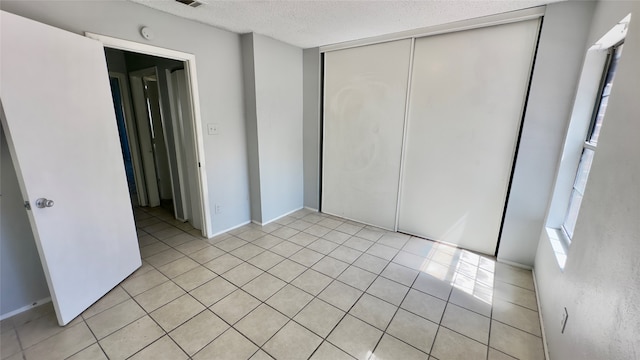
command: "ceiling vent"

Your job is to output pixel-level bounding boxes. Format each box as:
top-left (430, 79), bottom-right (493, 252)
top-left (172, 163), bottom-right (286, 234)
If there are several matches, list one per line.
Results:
top-left (175, 0), bottom-right (204, 8)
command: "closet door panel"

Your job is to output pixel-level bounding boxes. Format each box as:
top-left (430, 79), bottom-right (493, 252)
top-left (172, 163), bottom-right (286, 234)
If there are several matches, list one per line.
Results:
top-left (398, 20), bottom-right (540, 254)
top-left (323, 39), bottom-right (412, 229)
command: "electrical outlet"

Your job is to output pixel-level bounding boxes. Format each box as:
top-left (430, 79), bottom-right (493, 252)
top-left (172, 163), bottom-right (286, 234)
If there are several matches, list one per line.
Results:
top-left (215, 204), bottom-right (222, 214)
top-left (560, 307), bottom-right (568, 334)
top-left (207, 123), bottom-right (219, 135)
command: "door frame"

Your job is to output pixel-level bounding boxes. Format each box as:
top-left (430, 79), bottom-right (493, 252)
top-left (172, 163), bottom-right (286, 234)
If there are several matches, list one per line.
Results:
top-left (109, 71), bottom-right (147, 207)
top-left (87, 32), bottom-right (212, 238)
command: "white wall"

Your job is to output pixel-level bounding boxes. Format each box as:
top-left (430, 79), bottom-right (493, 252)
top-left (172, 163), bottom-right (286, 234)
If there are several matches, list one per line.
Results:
top-left (243, 33), bottom-right (304, 224)
top-left (535, 1), bottom-right (640, 359)
top-left (498, 1), bottom-right (596, 266)
top-left (303, 48), bottom-right (321, 210)
top-left (0, 0), bottom-right (252, 317)
top-left (1, 129), bottom-right (50, 316)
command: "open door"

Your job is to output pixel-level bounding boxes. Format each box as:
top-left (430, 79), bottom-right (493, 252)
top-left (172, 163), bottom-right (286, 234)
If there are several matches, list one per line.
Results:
top-left (0, 11), bottom-right (141, 325)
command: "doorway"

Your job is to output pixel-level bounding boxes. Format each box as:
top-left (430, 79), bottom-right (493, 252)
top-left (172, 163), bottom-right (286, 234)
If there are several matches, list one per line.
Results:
top-left (99, 40), bottom-right (211, 238)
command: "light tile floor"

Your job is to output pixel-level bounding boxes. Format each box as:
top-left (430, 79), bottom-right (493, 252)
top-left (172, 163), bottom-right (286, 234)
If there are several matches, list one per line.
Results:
top-left (1, 207), bottom-right (545, 360)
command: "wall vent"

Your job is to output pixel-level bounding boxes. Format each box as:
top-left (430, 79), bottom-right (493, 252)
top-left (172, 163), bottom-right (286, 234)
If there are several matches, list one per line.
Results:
top-left (175, 0), bottom-right (204, 8)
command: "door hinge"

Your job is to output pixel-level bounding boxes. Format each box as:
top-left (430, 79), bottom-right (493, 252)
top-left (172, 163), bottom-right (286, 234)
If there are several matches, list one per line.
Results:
top-left (198, 162), bottom-right (201, 168)
top-left (24, 201), bottom-right (31, 210)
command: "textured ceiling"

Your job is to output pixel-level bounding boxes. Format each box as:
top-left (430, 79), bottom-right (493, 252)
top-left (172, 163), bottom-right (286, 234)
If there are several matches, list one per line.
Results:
top-left (128, 0), bottom-right (565, 48)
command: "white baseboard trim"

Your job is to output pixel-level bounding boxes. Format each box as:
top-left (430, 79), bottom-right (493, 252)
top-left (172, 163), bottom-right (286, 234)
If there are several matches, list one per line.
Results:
top-left (257, 207), bottom-right (305, 226)
top-left (0, 297), bottom-right (52, 321)
top-left (497, 258), bottom-right (533, 270)
top-left (304, 206), bottom-right (319, 212)
top-left (209, 220), bottom-right (251, 238)
top-left (532, 268), bottom-right (550, 360)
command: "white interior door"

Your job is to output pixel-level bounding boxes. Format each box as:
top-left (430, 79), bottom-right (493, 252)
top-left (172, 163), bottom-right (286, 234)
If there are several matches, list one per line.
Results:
top-left (322, 39), bottom-right (412, 230)
top-left (0, 11), bottom-right (141, 325)
top-left (398, 20), bottom-right (540, 254)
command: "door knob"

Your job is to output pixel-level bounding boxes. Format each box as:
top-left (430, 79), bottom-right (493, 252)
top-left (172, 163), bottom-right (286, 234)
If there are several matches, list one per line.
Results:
top-left (35, 198), bottom-right (54, 208)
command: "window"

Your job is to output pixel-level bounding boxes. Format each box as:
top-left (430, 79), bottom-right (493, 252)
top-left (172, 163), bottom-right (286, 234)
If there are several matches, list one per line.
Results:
top-left (562, 43), bottom-right (624, 241)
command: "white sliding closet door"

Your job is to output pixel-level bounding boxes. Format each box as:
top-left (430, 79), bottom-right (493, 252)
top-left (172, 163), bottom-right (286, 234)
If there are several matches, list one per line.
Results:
top-left (323, 40), bottom-right (412, 229)
top-left (398, 20), bottom-right (540, 255)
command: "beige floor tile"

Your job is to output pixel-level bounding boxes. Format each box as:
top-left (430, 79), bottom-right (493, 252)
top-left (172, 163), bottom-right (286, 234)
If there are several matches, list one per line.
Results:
top-left (381, 262), bottom-right (419, 286)
top-left (323, 230), bottom-right (352, 245)
top-left (288, 220), bottom-right (314, 231)
top-left (376, 233), bottom-right (410, 249)
top-left (312, 257), bottom-right (349, 278)
top-left (271, 226), bottom-right (299, 240)
top-left (367, 277), bottom-right (409, 306)
top-left (441, 303), bottom-right (490, 344)
top-left (304, 224), bottom-right (332, 237)
top-left (290, 248), bottom-right (325, 267)
top-left (146, 248), bottom-right (186, 268)
top-left (372, 334), bottom-right (429, 360)
top-left (289, 232), bottom-right (319, 247)
top-left (266, 285), bottom-right (314, 318)
top-left (307, 239), bottom-right (339, 254)
top-left (270, 241), bottom-right (304, 258)
top-left (231, 243), bottom-right (266, 260)
top-left (154, 227), bottom-right (183, 240)
top-left (242, 273), bottom-right (287, 301)
top-left (1, 329), bottom-right (21, 359)
top-left (134, 281), bottom-right (186, 312)
top-left (349, 294), bottom-right (397, 330)
top-left (24, 322), bottom-right (95, 360)
top-left (335, 223), bottom-right (363, 235)
top-left (387, 309), bottom-right (438, 353)
top-left (294, 299), bottom-right (345, 337)
top-left (162, 232), bottom-right (198, 248)
top-left (488, 348), bottom-right (518, 360)
top-left (128, 261), bottom-right (155, 279)
top-left (214, 237), bottom-right (249, 252)
top-left (3, 352), bottom-right (23, 360)
top-left (223, 262), bottom-right (264, 287)
top-left (248, 250), bottom-right (286, 270)
top-left (301, 213), bottom-right (324, 224)
top-left (337, 266), bottom-right (377, 291)
top-left (86, 298), bottom-right (146, 339)
top-left (150, 294), bottom-right (205, 331)
top-left (328, 246), bottom-right (363, 263)
top-left (251, 349), bottom-right (275, 360)
top-left (344, 237), bottom-right (375, 252)
top-left (193, 328), bottom-right (258, 360)
top-left (121, 269), bottom-right (169, 296)
top-left (366, 243), bottom-right (400, 261)
top-left (66, 343), bottom-right (107, 360)
top-left (317, 281), bottom-right (363, 311)
top-left (189, 246), bottom-right (225, 264)
top-left (129, 335), bottom-right (188, 359)
top-left (260, 222), bottom-right (283, 234)
top-left (492, 298), bottom-right (541, 336)
top-left (327, 315), bottom-right (382, 360)
top-left (431, 327), bottom-right (487, 360)
top-left (291, 269), bottom-right (332, 296)
top-left (82, 286), bottom-right (131, 319)
top-left (99, 316), bottom-right (165, 360)
top-left (252, 234), bottom-right (285, 250)
top-left (190, 277), bottom-right (238, 307)
top-left (494, 281), bottom-right (538, 311)
top-left (17, 312), bottom-right (66, 349)
top-left (237, 229), bottom-right (267, 242)
top-left (489, 320), bottom-right (544, 360)
top-left (309, 341), bottom-right (354, 360)
top-left (317, 217), bottom-right (344, 230)
top-left (400, 289), bottom-right (446, 323)
top-left (392, 251), bottom-right (426, 270)
top-left (412, 272), bottom-right (453, 301)
top-left (210, 290), bottom-right (260, 324)
top-left (235, 304), bottom-right (289, 345)
top-left (173, 266), bottom-right (217, 291)
top-left (268, 259), bottom-right (307, 282)
top-left (449, 288), bottom-right (492, 317)
top-left (264, 321), bottom-right (322, 360)
top-left (170, 310), bottom-right (229, 356)
top-left (494, 263), bottom-right (535, 291)
top-left (140, 242), bottom-right (170, 258)
top-left (353, 254), bottom-right (388, 274)
top-left (175, 240), bottom-right (210, 255)
top-left (158, 257), bottom-right (200, 279)
top-left (204, 253), bottom-right (244, 274)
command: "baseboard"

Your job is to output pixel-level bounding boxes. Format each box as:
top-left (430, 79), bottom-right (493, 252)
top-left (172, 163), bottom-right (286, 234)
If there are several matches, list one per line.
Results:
top-left (304, 206), bottom-right (319, 212)
top-left (258, 206), bottom-right (305, 226)
top-left (496, 258), bottom-right (533, 270)
top-left (209, 220), bottom-right (251, 238)
top-left (532, 268), bottom-right (551, 360)
top-left (0, 297), bottom-right (52, 321)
